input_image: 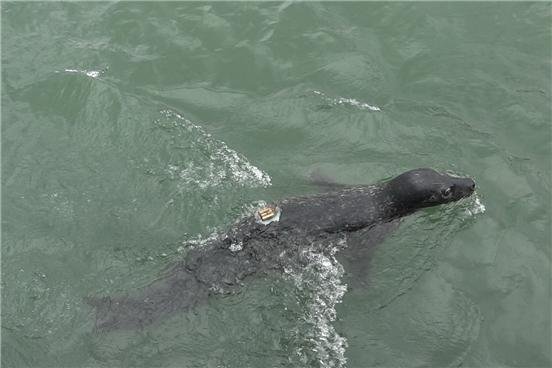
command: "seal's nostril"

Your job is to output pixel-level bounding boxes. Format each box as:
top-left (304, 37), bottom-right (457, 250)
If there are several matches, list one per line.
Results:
top-left (470, 182), bottom-right (476, 191)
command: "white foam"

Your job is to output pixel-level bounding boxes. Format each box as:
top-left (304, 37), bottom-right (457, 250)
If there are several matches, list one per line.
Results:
top-left (465, 194), bottom-right (486, 216)
top-left (288, 240), bottom-right (348, 368)
top-left (62, 68), bottom-right (104, 79)
top-left (228, 241), bottom-right (243, 252)
top-left (313, 90), bottom-right (381, 111)
top-left (178, 230), bottom-right (221, 252)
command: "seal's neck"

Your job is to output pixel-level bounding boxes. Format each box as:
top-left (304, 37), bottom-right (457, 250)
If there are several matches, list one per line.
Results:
top-left (340, 185), bottom-right (414, 231)
top-left (374, 183), bottom-right (419, 220)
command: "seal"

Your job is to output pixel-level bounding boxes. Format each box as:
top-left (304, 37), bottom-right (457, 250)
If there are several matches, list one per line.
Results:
top-left (87, 168), bottom-right (475, 330)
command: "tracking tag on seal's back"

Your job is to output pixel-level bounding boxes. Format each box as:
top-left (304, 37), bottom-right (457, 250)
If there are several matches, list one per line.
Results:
top-left (255, 205), bottom-right (281, 225)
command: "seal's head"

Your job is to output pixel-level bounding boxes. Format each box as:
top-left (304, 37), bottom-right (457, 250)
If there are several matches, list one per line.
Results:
top-left (384, 168), bottom-right (475, 213)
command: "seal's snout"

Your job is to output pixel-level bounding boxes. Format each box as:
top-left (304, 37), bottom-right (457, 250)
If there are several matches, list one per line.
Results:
top-left (454, 177), bottom-right (476, 198)
top-left (462, 177), bottom-right (476, 191)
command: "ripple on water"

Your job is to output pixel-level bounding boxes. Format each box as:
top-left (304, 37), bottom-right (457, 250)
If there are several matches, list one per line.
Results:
top-left (313, 90), bottom-right (382, 112)
top-left (155, 110), bottom-right (271, 190)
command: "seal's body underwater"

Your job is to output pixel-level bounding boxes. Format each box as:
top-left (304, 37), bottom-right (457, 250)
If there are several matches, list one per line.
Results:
top-left (89, 168), bottom-right (475, 330)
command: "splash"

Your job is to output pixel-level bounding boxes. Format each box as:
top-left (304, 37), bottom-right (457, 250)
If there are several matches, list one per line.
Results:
top-left (157, 110), bottom-right (271, 190)
top-left (176, 230), bottom-right (221, 253)
top-left (313, 90), bottom-right (381, 111)
top-left (465, 194), bottom-right (486, 216)
top-left (287, 238), bottom-right (349, 368)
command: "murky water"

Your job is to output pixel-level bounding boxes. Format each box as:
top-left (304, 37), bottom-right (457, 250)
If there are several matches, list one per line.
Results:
top-left (2, 3), bottom-right (550, 367)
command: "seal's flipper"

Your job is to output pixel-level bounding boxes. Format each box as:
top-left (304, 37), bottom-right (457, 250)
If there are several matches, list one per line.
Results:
top-left (86, 267), bottom-right (209, 331)
top-left (86, 242), bottom-right (261, 332)
top-left (338, 220), bottom-right (401, 290)
top-left (308, 168), bottom-right (349, 191)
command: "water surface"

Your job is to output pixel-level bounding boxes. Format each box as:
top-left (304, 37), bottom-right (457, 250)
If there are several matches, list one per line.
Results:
top-left (2, 2), bottom-right (551, 367)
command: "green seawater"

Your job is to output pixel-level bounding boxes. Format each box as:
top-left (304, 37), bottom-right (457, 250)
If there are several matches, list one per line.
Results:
top-left (2, 2), bottom-right (550, 367)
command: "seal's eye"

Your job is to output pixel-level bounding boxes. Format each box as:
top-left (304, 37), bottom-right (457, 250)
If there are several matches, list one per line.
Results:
top-left (442, 187), bottom-right (453, 199)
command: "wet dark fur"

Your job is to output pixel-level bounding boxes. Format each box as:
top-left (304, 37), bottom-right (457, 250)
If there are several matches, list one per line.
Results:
top-left (88, 168), bottom-right (475, 331)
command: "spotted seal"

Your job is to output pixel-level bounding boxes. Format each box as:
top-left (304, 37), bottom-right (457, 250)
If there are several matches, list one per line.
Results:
top-left (88, 168), bottom-right (475, 330)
